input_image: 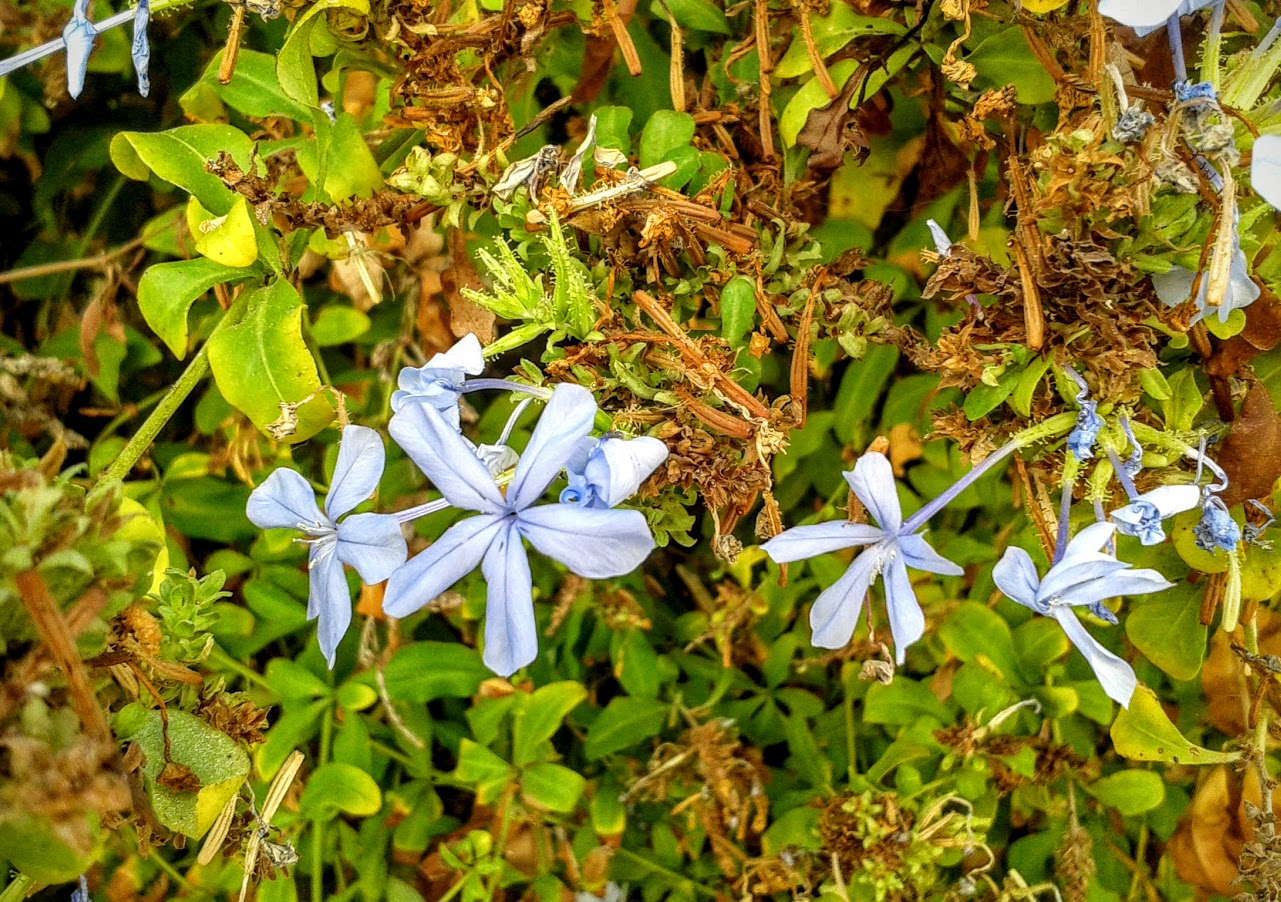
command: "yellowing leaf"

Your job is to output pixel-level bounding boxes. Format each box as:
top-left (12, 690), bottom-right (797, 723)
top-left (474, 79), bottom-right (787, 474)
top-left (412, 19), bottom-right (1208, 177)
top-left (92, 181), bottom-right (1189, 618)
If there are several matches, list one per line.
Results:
top-left (192, 195), bottom-right (258, 268)
top-left (1022, 0), bottom-right (1070, 11)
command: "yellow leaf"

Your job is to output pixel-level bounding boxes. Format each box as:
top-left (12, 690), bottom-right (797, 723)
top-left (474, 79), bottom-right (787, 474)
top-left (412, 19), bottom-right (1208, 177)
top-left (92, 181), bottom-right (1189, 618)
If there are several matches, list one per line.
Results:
top-left (192, 195), bottom-right (258, 268)
top-left (1022, 0), bottom-right (1070, 10)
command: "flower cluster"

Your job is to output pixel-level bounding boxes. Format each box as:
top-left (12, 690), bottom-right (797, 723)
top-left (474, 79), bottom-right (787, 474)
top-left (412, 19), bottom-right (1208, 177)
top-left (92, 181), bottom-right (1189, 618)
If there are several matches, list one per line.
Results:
top-left (246, 336), bottom-right (667, 677)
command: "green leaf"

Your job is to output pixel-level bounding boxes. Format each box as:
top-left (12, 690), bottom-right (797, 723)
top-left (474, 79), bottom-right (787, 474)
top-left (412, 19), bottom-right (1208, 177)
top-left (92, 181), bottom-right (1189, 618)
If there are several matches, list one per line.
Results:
top-left (192, 195), bottom-right (259, 268)
top-left (110, 124), bottom-right (255, 216)
top-left (832, 343), bottom-right (899, 443)
top-left (125, 709), bottom-right (250, 838)
top-left (650, 0), bottom-right (729, 33)
top-left (299, 762), bottom-right (383, 820)
top-left (639, 110), bottom-right (696, 169)
top-left (1160, 366), bottom-right (1204, 432)
top-left (1125, 584), bottom-right (1207, 681)
top-left (939, 602), bottom-right (1019, 682)
top-left (277, 0), bottom-right (371, 107)
top-left (383, 642), bottom-right (490, 702)
top-left (299, 111), bottom-right (384, 201)
top-left (206, 280), bottom-right (333, 442)
top-left (1138, 367), bottom-right (1173, 401)
top-left (779, 47), bottom-right (913, 146)
top-left (615, 628), bottom-right (661, 699)
top-left (584, 697), bottom-right (668, 760)
top-left (863, 678), bottom-right (953, 726)
top-left (521, 762), bottom-right (586, 812)
top-left (1012, 617), bottom-right (1069, 680)
top-left (1009, 354), bottom-right (1051, 417)
top-left (964, 369), bottom-right (1018, 420)
top-left (137, 259), bottom-right (258, 358)
top-left (1087, 770), bottom-right (1166, 816)
top-left (311, 306), bottom-right (371, 346)
top-left (1111, 687), bottom-right (1239, 764)
top-left (966, 27), bottom-right (1057, 105)
top-left (774, 7), bottom-right (905, 77)
top-left (183, 48), bottom-right (316, 121)
top-left (720, 276), bottom-right (756, 348)
top-left (512, 681), bottom-right (587, 767)
top-left (455, 738), bottom-right (515, 803)
top-left (264, 657), bottom-right (333, 700)
top-left (784, 713), bottom-right (830, 788)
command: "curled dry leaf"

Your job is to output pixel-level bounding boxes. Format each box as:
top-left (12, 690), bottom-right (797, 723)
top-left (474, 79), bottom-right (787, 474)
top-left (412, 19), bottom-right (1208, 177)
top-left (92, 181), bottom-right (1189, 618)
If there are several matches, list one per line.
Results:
top-left (1217, 383), bottom-right (1281, 507)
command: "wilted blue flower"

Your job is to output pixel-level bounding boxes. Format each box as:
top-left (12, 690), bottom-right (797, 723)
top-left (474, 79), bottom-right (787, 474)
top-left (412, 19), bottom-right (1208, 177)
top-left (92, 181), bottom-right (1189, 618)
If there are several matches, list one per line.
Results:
top-left (1175, 80), bottom-right (1218, 103)
top-left (132, 0), bottom-right (149, 97)
top-left (1111, 484), bottom-right (1201, 545)
top-left (761, 452), bottom-right (963, 664)
top-left (384, 384), bottom-right (658, 676)
top-left (390, 333), bottom-right (485, 426)
top-left (926, 219), bottom-right (952, 257)
top-left (993, 522), bottom-right (1173, 707)
top-left (1194, 495), bottom-right (1241, 551)
top-left (1151, 237), bottom-right (1259, 325)
top-left (561, 434), bottom-right (669, 509)
top-left (1099, 0), bottom-right (1216, 35)
top-left (246, 425), bottom-right (408, 666)
top-left (1063, 369), bottom-right (1102, 460)
top-left (62, 0), bottom-right (97, 99)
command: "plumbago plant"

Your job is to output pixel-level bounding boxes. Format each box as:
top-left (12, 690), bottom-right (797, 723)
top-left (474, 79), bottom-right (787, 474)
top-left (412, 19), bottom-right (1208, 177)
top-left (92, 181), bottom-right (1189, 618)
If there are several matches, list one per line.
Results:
top-left (14, 0), bottom-right (1281, 899)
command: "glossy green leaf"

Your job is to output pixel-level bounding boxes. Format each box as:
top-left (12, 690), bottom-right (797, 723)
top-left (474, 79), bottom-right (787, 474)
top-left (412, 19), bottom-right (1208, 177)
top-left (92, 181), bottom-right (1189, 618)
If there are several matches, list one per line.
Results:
top-left (720, 276), bottom-right (757, 348)
top-left (299, 763), bottom-right (383, 820)
top-left (206, 280), bottom-right (333, 441)
top-left (1087, 770), bottom-right (1166, 816)
top-left (521, 762), bottom-right (587, 812)
top-left (584, 697), bottom-right (668, 760)
top-left (940, 602), bottom-right (1019, 682)
top-left (383, 642), bottom-right (490, 703)
top-left (1125, 584), bottom-right (1207, 681)
top-left (110, 125), bottom-right (254, 215)
top-left (512, 681), bottom-right (587, 767)
top-left (136, 258), bottom-right (258, 358)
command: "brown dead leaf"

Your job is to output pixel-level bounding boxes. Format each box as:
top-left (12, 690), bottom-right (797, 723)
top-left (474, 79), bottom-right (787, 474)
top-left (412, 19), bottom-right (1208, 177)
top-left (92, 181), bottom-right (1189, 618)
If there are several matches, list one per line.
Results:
top-left (796, 66), bottom-right (870, 178)
top-left (158, 761), bottom-right (201, 793)
top-left (1218, 382), bottom-right (1281, 507)
top-left (1170, 764), bottom-right (1263, 896)
top-left (1202, 608), bottom-right (1281, 734)
top-left (443, 228), bottom-right (496, 343)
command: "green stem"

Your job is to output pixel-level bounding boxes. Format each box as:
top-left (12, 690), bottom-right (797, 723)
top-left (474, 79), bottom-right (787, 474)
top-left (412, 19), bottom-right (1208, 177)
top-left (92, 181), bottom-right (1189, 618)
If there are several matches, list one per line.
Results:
top-left (483, 787), bottom-right (518, 902)
top-left (311, 704), bottom-right (335, 902)
top-left (209, 644), bottom-right (272, 691)
top-left (97, 292), bottom-right (249, 486)
top-left (0, 874), bottom-right (34, 902)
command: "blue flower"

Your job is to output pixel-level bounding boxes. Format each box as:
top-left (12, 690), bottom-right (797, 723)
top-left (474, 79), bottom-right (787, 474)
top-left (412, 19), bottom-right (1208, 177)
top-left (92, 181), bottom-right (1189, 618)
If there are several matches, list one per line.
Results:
top-left (62, 0), bottom-right (97, 99)
top-left (1194, 495), bottom-right (1241, 551)
top-left (1099, 0), bottom-right (1216, 35)
top-left (761, 452), bottom-right (963, 664)
top-left (561, 434), bottom-right (669, 509)
top-left (132, 0), bottom-right (149, 97)
top-left (1111, 484), bottom-right (1200, 545)
top-left (246, 425), bottom-right (407, 666)
top-left (71, 876), bottom-right (90, 902)
top-left (384, 384), bottom-right (658, 677)
top-left (993, 523), bottom-right (1172, 707)
top-left (390, 333), bottom-right (485, 427)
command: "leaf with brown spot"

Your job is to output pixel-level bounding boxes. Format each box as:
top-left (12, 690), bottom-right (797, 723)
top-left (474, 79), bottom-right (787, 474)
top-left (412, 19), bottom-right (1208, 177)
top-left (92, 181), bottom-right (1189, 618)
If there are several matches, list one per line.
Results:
top-left (1218, 383), bottom-right (1281, 506)
top-left (158, 761), bottom-right (201, 793)
top-left (443, 229), bottom-right (496, 344)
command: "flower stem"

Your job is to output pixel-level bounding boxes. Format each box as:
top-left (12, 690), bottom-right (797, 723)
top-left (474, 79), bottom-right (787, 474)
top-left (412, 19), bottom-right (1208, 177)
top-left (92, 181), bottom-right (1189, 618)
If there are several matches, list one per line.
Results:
top-left (1167, 14), bottom-right (1188, 83)
top-left (1105, 446), bottom-right (1140, 500)
top-left (97, 290), bottom-right (249, 486)
top-left (459, 378), bottom-right (554, 399)
top-left (900, 411), bottom-right (1075, 535)
top-left (1053, 469), bottom-right (1076, 565)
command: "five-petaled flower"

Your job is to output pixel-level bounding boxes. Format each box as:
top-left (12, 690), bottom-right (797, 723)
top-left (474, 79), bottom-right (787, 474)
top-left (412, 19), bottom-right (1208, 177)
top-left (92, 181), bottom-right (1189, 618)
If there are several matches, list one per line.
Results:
top-left (246, 425), bottom-right (407, 666)
top-left (993, 522), bottom-right (1172, 707)
top-left (384, 383), bottom-right (658, 677)
top-left (390, 333), bottom-right (485, 427)
top-left (761, 452), bottom-right (962, 664)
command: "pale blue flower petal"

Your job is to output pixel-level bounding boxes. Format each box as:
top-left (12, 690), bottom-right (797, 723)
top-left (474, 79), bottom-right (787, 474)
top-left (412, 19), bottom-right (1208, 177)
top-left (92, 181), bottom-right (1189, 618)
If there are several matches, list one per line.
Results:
top-left (1253, 134), bottom-right (1281, 209)
top-left (382, 514), bottom-right (504, 617)
top-left (481, 521), bottom-right (537, 677)
top-left (845, 452), bottom-right (902, 533)
top-left (247, 467), bottom-right (327, 530)
top-left (882, 559), bottom-right (925, 665)
top-left (1145, 484), bottom-right (1201, 518)
top-left (1066, 401), bottom-right (1103, 460)
top-left (335, 512), bottom-right (408, 584)
top-left (1052, 607), bottom-right (1137, 708)
top-left (1058, 522), bottom-right (1118, 566)
top-left (1037, 558), bottom-right (1132, 604)
top-left (517, 504), bottom-right (656, 578)
top-left (1056, 568), bottom-right (1173, 609)
top-left (580, 435), bottom-right (669, 508)
top-left (897, 533), bottom-right (964, 576)
top-left (326, 424), bottom-right (386, 520)
top-left (310, 549), bottom-right (351, 668)
top-left (390, 333), bottom-right (485, 419)
top-left (507, 383), bottom-right (598, 510)
top-left (389, 402), bottom-right (506, 515)
top-left (131, 0), bottom-right (149, 97)
top-left (926, 219), bottom-right (952, 257)
top-left (1111, 500), bottom-right (1166, 544)
top-left (992, 545), bottom-right (1040, 609)
top-left (809, 548), bottom-right (880, 648)
top-left (1099, 0), bottom-right (1213, 33)
top-left (62, 0), bottom-right (96, 99)
top-left (761, 521), bottom-right (884, 563)
top-left (1151, 266), bottom-right (1197, 309)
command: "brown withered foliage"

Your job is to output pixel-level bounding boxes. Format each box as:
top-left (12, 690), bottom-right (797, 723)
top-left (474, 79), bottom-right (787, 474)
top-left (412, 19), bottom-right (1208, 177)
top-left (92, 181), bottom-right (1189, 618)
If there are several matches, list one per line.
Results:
top-left (1218, 382), bottom-right (1281, 508)
top-left (626, 719), bottom-right (770, 877)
